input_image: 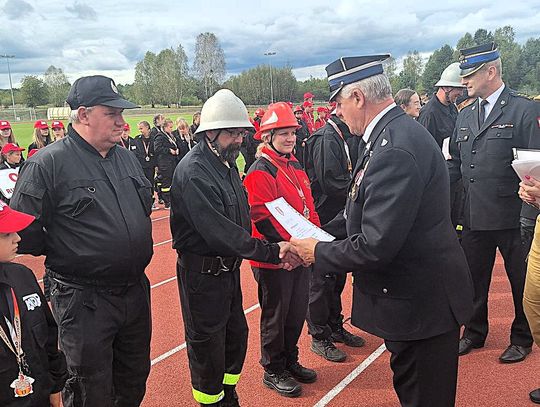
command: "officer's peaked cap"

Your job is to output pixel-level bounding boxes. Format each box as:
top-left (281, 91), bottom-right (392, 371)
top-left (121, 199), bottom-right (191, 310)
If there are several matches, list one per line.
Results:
top-left (459, 42), bottom-right (500, 78)
top-left (325, 54), bottom-right (390, 101)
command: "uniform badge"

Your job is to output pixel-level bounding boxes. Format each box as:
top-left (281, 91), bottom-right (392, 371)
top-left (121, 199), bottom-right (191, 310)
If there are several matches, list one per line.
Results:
top-left (22, 293), bottom-right (41, 311)
top-left (145, 156), bottom-right (150, 162)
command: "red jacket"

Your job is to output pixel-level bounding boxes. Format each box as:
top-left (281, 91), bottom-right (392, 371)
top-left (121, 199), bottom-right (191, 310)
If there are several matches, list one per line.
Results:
top-left (302, 112), bottom-right (315, 134)
top-left (244, 146), bottom-right (320, 269)
top-left (314, 117), bottom-right (327, 130)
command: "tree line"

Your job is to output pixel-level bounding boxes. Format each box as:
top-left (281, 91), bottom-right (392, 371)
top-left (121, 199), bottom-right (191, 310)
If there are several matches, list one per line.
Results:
top-left (1, 25), bottom-right (538, 109)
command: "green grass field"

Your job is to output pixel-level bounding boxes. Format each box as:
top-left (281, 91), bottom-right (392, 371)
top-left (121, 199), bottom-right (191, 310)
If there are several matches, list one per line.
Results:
top-left (4, 110), bottom-right (248, 171)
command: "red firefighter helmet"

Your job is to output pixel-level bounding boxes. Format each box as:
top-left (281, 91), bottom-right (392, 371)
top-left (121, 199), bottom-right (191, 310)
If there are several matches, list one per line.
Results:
top-left (254, 102), bottom-right (301, 140)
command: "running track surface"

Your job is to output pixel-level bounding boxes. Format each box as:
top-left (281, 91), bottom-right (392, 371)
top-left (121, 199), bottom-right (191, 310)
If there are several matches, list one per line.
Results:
top-left (14, 210), bottom-right (539, 407)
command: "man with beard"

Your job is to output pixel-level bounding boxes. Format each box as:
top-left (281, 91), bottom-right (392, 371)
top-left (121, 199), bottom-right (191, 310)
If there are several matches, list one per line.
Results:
top-left (170, 89), bottom-right (302, 406)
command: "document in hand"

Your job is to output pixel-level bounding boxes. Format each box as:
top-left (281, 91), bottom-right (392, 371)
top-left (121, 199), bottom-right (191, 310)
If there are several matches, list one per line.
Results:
top-left (511, 148), bottom-right (540, 183)
top-left (265, 197), bottom-right (335, 242)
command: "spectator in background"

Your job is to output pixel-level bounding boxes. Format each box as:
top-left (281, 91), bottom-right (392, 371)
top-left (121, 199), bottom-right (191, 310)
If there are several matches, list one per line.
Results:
top-left (303, 92), bottom-right (314, 104)
top-left (51, 121), bottom-right (66, 141)
top-left (118, 123), bottom-right (135, 150)
top-left (0, 143), bottom-right (25, 204)
top-left (314, 106), bottom-right (329, 130)
top-left (302, 101), bottom-right (315, 134)
top-left (28, 120), bottom-right (52, 151)
top-left (0, 121), bottom-right (20, 163)
top-left (151, 114), bottom-right (165, 137)
top-left (294, 105), bottom-right (310, 167)
top-left (133, 121), bottom-right (157, 210)
top-left (173, 118), bottom-right (197, 161)
top-left (190, 111), bottom-right (201, 137)
top-left (154, 118), bottom-right (179, 209)
top-left (395, 89), bottom-right (421, 119)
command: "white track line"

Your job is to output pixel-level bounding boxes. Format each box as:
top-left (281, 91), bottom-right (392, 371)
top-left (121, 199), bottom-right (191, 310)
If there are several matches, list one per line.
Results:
top-left (313, 343), bottom-right (387, 407)
top-left (151, 303), bottom-right (261, 366)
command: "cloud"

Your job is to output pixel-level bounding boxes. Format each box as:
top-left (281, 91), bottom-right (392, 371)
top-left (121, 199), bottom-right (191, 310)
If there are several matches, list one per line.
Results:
top-left (2, 0), bottom-right (33, 19)
top-left (65, 1), bottom-right (97, 20)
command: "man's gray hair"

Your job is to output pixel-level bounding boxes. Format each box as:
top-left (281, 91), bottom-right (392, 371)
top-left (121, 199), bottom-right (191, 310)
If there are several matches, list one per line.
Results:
top-left (70, 106), bottom-right (94, 123)
top-left (340, 74), bottom-right (393, 104)
top-left (484, 58), bottom-right (503, 78)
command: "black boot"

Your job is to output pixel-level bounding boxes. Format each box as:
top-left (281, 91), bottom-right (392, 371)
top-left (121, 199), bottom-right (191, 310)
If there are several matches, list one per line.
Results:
top-left (222, 384), bottom-right (240, 407)
top-left (263, 370), bottom-right (302, 398)
top-left (286, 361), bottom-right (317, 383)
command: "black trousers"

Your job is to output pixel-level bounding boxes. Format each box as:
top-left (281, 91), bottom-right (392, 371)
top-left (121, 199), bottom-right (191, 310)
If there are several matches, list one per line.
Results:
top-left (252, 266), bottom-right (309, 373)
top-left (177, 260), bottom-right (248, 404)
top-left (461, 228), bottom-right (533, 347)
top-left (449, 180), bottom-right (465, 231)
top-left (50, 276), bottom-right (151, 407)
top-left (156, 166), bottom-right (173, 205)
top-left (385, 328), bottom-right (460, 407)
top-left (142, 166), bottom-right (155, 194)
top-left (307, 264), bottom-right (346, 340)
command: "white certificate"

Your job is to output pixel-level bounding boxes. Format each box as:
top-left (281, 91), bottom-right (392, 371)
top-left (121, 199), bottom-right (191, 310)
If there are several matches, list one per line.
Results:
top-left (265, 197), bottom-right (335, 242)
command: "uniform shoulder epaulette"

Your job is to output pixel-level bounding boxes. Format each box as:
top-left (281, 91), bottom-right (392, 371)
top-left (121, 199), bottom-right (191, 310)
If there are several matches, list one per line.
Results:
top-left (509, 90), bottom-right (532, 100)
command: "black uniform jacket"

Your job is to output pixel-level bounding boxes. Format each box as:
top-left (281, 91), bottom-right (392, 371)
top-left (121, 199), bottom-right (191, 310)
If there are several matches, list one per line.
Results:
top-left (316, 106), bottom-right (473, 342)
top-left (447, 87), bottom-right (540, 230)
top-left (304, 116), bottom-right (352, 221)
top-left (170, 139), bottom-right (280, 263)
top-left (418, 95), bottom-right (458, 148)
top-left (132, 134), bottom-right (156, 170)
top-left (0, 263), bottom-right (67, 406)
top-left (172, 130), bottom-right (197, 162)
top-left (154, 131), bottom-right (180, 172)
top-left (10, 125), bottom-right (153, 286)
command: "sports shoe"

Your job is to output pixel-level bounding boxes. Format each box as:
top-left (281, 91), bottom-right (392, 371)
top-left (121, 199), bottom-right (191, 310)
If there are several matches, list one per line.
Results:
top-left (164, 203), bottom-right (170, 210)
top-left (151, 202), bottom-right (158, 210)
top-left (286, 361), bottom-right (317, 383)
top-left (331, 326), bottom-right (366, 347)
top-left (222, 384), bottom-right (240, 407)
top-left (263, 371), bottom-right (302, 398)
top-left (310, 338), bottom-right (346, 362)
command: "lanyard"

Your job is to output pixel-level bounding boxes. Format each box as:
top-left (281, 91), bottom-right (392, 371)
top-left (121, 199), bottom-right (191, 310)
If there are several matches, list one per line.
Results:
top-left (0, 288), bottom-right (23, 366)
top-left (142, 137), bottom-right (151, 158)
top-left (260, 152), bottom-right (310, 219)
top-left (327, 119), bottom-right (352, 173)
top-left (165, 132), bottom-right (178, 149)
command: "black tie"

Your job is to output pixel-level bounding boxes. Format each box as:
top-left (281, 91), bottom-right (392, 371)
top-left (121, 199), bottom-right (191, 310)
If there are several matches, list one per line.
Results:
top-left (479, 99), bottom-right (488, 127)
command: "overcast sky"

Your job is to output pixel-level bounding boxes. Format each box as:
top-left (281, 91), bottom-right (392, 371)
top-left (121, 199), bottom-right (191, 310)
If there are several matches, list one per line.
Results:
top-left (1, 0), bottom-right (539, 89)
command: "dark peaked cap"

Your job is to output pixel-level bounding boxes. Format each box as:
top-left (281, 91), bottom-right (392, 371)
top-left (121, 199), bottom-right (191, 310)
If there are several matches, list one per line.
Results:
top-left (325, 54), bottom-right (390, 101)
top-left (459, 42), bottom-right (500, 78)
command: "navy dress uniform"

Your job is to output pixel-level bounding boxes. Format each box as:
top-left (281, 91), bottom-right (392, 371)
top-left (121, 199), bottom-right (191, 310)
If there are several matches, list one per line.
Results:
top-left (448, 43), bottom-right (538, 361)
top-left (311, 55), bottom-right (474, 407)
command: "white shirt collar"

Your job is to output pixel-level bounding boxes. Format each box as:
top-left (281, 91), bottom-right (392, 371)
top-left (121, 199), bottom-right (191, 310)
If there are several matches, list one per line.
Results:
top-left (480, 83), bottom-right (505, 109)
top-left (362, 103), bottom-right (397, 143)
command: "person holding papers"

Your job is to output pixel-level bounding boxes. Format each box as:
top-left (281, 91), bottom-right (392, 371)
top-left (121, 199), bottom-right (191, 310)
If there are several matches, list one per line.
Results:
top-left (243, 102), bottom-right (319, 398)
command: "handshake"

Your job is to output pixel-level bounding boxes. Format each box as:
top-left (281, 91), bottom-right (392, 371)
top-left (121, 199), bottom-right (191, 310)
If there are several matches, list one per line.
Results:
top-left (277, 237), bottom-right (320, 271)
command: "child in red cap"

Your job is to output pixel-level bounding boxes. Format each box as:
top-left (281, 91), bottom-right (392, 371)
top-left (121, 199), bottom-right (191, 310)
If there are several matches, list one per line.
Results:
top-left (0, 201), bottom-right (67, 406)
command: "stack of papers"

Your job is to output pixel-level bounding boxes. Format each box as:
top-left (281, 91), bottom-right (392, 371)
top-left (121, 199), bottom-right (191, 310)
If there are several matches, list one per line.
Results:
top-left (511, 148), bottom-right (540, 182)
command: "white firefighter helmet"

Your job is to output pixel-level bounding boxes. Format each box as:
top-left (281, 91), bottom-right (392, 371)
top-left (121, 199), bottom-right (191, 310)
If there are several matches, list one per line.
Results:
top-left (195, 89), bottom-right (254, 134)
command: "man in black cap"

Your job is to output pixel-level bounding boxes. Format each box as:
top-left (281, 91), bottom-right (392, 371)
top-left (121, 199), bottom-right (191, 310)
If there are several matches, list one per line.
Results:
top-left (291, 54), bottom-right (473, 407)
top-left (11, 75), bottom-right (154, 407)
top-left (448, 42), bottom-right (538, 364)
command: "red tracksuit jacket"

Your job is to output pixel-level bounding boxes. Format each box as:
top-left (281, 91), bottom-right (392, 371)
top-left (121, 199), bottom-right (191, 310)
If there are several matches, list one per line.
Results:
top-left (244, 146), bottom-right (320, 269)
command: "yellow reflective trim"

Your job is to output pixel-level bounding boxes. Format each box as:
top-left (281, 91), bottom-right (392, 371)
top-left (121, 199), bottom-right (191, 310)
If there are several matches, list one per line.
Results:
top-left (192, 388), bottom-right (224, 404)
top-left (456, 224), bottom-right (463, 231)
top-left (161, 187), bottom-right (171, 192)
top-left (223, 372), bottom-right (241, 385)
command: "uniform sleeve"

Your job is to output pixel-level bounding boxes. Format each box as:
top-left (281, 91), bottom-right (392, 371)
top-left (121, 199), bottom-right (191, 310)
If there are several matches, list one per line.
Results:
top-left (322, 209), bottom-right (348, 239)
top-left (525, 101), bottom-right (540, 149)
top-left (417, 110), bottom-right (437, 143)
top-left (244, 170), bottom-right (290, 242)
top-left (315, 147), bottom-right (424, 272)
top-left (10, 161), bottom-right (53, 256)
top-left (153, 133), bottom-right (169, 156)
top-left (314, 135), bottom-right (350, 196)
top-left (180, 172), bottom-right (280, 263)
top-left (447, 117), bottom-right (462, 184)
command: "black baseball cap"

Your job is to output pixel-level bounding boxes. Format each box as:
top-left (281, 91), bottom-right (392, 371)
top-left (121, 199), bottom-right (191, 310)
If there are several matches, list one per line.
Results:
top-left (66, 75), bottom-right (139, 109)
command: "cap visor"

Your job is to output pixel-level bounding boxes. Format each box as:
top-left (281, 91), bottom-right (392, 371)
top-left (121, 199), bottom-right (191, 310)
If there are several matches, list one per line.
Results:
top-left (459, 64), bottom-right (485, 78)
top-left (329, 85), bottom-right (343, 102)
top-left (0, 211), bottom-right (35, 234)
top-left (100, 99), bottom-right (140, 109)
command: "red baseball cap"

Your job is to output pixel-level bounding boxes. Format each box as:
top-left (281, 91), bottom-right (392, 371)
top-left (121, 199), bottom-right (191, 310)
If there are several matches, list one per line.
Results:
top-left (27, 149), bottom-right (39, 158)
top-left (1, 143), bottom-right (25, 155)
top-left (34, 120), bottom-right (48, 129)
top-left (303, 92), bottom-right (314, 99)
top-left (51, 120), bottom-right (64, 129)
top-left (123, 123), bottom-right (130, 131)
top-left (317, 106), bottom-right (329, 113)
top-left (302, 101), bottom-right (313, 108)
top-left (0, 121), bottom-right (11, 130)
top-left (0, 200), bottom-right (35, 234)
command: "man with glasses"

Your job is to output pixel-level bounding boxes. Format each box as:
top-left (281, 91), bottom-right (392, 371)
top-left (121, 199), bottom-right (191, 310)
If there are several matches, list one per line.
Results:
top-left (170, 89), bottom-right (302, 407)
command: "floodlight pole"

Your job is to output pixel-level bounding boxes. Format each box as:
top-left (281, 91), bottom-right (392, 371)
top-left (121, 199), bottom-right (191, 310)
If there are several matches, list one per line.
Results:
top-left (264, 52), bottom-right (276, 103)
top-left (0, 55), bottom-right (17, 120)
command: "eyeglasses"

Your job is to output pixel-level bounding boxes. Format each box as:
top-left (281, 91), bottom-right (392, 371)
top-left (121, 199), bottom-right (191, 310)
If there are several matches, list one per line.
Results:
top-left (223, 129), bottom-right (248, 139)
